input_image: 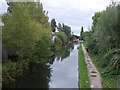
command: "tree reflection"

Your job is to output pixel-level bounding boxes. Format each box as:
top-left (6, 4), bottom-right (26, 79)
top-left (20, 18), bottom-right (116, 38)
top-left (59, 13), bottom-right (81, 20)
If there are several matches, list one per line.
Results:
top-left (15, 62), bottom-right (51, 88)
top-left (14, 43), bottom-right (77, 88)
top-left (49, 43), bottom-right (75, 62)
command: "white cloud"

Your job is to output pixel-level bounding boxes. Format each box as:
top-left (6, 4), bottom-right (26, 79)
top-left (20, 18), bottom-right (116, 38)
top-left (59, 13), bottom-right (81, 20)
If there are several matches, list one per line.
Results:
top-left (41, 0), bottom-right (111, 35)
top-left (0, 0), bottom-right (112, 35)
top-left (0, 0), bottom-right (8, 14)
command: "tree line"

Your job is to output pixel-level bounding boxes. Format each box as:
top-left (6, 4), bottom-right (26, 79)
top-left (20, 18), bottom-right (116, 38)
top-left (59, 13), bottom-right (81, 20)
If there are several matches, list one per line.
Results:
top-left (50, 18), bottom-right (73, 51)
top-left (82, 2), bottom-right (120, 77)
top-left (2, 2), bottom-right (73, 87)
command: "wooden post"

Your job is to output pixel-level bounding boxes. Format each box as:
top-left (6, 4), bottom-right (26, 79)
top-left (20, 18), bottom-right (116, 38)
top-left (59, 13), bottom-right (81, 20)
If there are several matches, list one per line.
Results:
top-left (117, 75), bottom-right (120, 88)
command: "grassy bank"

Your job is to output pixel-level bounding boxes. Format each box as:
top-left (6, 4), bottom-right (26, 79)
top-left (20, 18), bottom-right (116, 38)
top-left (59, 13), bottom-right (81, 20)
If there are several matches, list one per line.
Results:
top-left (78, 43), bottom-right (90, 88)
top-left (89, 54), bottom-right (117, 88)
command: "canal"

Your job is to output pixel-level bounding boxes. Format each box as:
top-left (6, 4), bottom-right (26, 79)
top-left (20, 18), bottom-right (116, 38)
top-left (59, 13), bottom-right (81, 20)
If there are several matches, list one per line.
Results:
top-left (14, 43), bottom-right (79, 88)
top-left (49, 43), bottom-right (79, 88)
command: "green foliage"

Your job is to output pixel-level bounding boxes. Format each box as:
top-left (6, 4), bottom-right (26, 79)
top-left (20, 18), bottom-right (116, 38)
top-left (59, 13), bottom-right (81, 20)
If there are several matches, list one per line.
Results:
top-left (57, 23), bottom-right (62, 31)
top-left (92, 12), bottom-right (101, 30)
top-left (54, 43), bottom-right (71, 60)
top-left (33, 27), bottom-right (53, 62)
top-left (73, 35), bottom-right (80, 39)
top-left (54, 37), bottom-right (62, 51)
top-left (2, 2), bottom-right (52, 59)
top-left (51, 18), bottom-right (57, 32)
top-left (83, 3), bottom-right (120, 77)
top-left (55, 31), bottom-right (68, 45)
top-left (83, 31), bottom-right (97, 54)
top-left (2, 2), bottom-right (52, 87)
top-left (3, 3), bottom-right (34, 58)
top-left (62, 24), bottom-right (71, 38)
top-left (101, 48), bottom-right (120, 76)
top-left (57, 23), bottom-right (71, 39)
top-left (54, 37), bottom-right (62, 46)
top-left (89, 53), bottom-right (117, 88)
top-left (53, 23), bottom-right (72, 51)
top-left (2, 59), bottom-right (30, 88)
top-left (15, 63), bottom-right (51, 88)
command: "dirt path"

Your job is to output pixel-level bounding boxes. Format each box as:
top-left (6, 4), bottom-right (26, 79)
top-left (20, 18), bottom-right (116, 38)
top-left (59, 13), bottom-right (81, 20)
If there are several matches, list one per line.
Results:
top-left (82, 44), bottom-right (102, 88)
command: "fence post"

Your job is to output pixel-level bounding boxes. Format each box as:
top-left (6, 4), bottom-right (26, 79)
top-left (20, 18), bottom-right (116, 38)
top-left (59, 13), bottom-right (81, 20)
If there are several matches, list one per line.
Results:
top-left (117, 75), bottom-right (120, 89)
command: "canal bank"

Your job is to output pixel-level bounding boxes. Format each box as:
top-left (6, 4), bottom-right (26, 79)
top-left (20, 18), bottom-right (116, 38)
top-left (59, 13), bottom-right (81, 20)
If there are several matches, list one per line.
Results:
top-left (78, 43), bottom-right (90, 88)
top-left (8, 43), bottom-right (79, 88)
top-left (81, 44), bottom-right (102, 88)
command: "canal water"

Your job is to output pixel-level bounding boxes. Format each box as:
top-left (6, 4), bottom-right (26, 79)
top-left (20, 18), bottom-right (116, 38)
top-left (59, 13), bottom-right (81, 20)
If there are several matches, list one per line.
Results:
top-left (15, 43), bottom-right (79, 88)
top-left (49, 43), bottom-right (79, 88)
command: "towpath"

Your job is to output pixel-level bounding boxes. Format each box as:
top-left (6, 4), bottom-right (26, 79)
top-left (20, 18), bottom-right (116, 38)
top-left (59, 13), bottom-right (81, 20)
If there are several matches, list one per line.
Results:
top-left (82, 44), bottom-right (102, 88)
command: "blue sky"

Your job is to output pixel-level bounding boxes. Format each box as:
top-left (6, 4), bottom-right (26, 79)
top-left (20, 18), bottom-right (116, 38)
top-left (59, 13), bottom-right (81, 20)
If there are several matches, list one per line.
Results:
top-left (0, 0), bottom-right (114, 35)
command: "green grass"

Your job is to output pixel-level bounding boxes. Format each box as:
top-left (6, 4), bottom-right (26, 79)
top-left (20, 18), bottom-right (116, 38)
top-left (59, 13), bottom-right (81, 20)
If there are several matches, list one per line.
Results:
top-left (89, 53), bottom-right (117, 88)
top-left (78, 43), bottom-right (90, 88)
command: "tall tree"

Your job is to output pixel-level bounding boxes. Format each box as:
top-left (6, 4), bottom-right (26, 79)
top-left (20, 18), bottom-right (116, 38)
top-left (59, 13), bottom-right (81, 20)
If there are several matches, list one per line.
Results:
top-left (80, 26), bottom-right (84, 40)
top-left (2, 2), bottom-right (52, 60)
top-left (62, 24), bottom-right (71, 38)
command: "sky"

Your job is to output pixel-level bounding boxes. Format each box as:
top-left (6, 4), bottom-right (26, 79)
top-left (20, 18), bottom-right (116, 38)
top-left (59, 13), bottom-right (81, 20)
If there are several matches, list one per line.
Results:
top-left (40, 0), bottom-right (112, 35)
top-left (0, 0), bottom-right (116, 35)
top-left (0, 1), bottom-right (7, 14)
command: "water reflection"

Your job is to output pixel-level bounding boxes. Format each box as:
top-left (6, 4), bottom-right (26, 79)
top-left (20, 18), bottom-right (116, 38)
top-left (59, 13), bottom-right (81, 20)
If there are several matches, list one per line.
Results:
top-left (49, 43), bottom-right (74, 63)
top-left (15, 62), bottom-right (51, 88)
top-left (49, 43), bottom-right (79, 88)
top-left (15, 43), bottom-right (78, 88)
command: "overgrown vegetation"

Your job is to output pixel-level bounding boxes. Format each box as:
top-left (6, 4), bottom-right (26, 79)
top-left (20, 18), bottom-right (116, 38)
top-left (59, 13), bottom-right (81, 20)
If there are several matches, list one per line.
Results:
top-left (78, 43), bottom-right (90, 88)
top-left (50, 18), bottom-right (73, 52)
top-left (2, 59), bottom-right (30, 88)
top-left (2, 2), bottom-right (53, 87)
top-left (83, 1), bottom-right (120, 78)
top-left (2, 2), bottom-right (52, 61)
top-left (2, 2), bottom-right (73, 87)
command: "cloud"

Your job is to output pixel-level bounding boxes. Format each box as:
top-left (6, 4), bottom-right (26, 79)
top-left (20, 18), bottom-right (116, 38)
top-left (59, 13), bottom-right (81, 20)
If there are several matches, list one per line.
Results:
top-left (0, 0), bottom-right (112, 35)
top-left (41, 0), bottom-right (111, 35)
top-left (0, 0), bottom-right (8, 14)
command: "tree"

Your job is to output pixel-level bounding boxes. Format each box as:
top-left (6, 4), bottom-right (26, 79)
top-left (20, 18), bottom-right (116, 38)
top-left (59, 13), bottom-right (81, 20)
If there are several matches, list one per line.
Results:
top-left (2, 2), bottom-right (53, 87)
top-left (92, 12), bottom-right (101, 29)
top-left (51, 18), bottom-right (57, 32)
top-left (80, 26), bottom-right (84, 40)
top-left (2, 3), bottom-right (35, 58)
top-left (54, 37), bottom-right (62, 46)
top-left (57, 23), bottom-right (62, 31)
top-left (2, 2), bottom-right (52, 60)
top-left (83, 3), bottom-right (120, 76)
top-left (62, 24), bottom-right (71, 38)
top-left (55, 31), bottom-right (68, 45)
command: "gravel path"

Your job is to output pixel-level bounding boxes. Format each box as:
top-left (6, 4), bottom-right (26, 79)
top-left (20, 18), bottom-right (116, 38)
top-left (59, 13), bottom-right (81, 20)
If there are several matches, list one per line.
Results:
top-left (82, 44), bottom-right (102, 88)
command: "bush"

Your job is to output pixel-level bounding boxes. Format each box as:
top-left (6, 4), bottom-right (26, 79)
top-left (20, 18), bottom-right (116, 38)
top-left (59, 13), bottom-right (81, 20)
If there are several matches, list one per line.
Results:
top-left (2, 59), bottom-right (30, 87)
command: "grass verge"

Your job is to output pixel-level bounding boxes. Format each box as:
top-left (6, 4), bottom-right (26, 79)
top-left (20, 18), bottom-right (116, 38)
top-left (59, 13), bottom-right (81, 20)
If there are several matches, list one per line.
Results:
top-left (78, 43), bottom-right (90, 88)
